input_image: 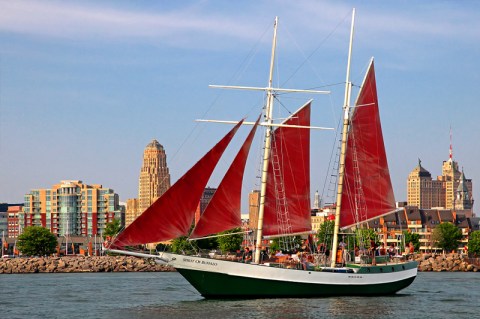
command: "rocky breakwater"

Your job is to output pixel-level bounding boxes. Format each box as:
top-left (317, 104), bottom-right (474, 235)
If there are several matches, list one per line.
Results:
top-left (0, 256), bottom-right (175, 274)
top-left (415, 253), bottom-right (479, 272)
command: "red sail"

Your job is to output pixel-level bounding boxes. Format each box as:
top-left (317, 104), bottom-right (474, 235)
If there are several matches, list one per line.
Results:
top-left (190, 117), bottom-right (260, 239)
top-left (263, 102), bottom-right (312, 236)
top-left (340, 59), bottom-right (396, 229)
top-left (111, 120), bottom-right (244, 247)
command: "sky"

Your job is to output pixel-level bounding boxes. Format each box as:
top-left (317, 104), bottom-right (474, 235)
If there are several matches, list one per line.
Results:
top-left (1, 0), bottom-right (479, 212)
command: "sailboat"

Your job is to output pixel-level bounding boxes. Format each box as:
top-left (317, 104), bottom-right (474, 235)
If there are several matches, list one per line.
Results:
top-left (106, 10), bottom-right (417, 298)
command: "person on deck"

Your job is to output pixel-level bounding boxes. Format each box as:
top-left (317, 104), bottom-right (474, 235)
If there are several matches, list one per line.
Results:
top-left (370, 239), bottom-right (377, 265)
top-left (243, 247), bottom-right (252, 263)
top-left (378, 243), bottom-right (386, 256)
top-left (235, 249), bottom-right (243, 262)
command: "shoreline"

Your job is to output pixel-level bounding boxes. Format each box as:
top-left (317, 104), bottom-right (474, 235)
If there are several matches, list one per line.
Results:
top-left (1, 253), bottom-right (478, 274)
top-left (0, 255), bottom-right (175, 273)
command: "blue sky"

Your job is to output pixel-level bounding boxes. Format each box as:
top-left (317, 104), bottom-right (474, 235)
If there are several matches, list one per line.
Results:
top-left (1, 0), bottom-right (479, 211)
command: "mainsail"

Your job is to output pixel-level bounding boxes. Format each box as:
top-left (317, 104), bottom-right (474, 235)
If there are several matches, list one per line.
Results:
top-left (190, 117), bottom-right (260, 239)
top-left (340, 59), bottom-right (395, 229)
top-left (111, 120), bottom-right (244, 247)
top-left (263, 101), bottom-right (312, 236)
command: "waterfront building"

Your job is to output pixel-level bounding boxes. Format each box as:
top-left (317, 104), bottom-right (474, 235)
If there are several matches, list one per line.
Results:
top-left (6, 205), bottom-right (23, 238)
top-left (138, 139), bottom-right (171, 213)
top-left (369, 205), bottom-right (475, 253)
top-left (0, 205), bottom-right (7, 236)
top-left (22, 180), bottom-right (122, 237)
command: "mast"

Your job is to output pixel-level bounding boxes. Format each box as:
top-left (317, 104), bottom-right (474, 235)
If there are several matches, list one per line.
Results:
top-left (331, 8), bottom-right (355, 268)
top-left (254, 16), bottom-right (278, 264)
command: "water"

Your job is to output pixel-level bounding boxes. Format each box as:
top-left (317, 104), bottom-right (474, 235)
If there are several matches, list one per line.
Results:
top-left (0, 272), bottom-right (478, 319)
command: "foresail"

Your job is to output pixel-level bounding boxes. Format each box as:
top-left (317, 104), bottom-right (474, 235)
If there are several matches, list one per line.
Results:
top-left (263, 102), bottom-right (312, 236)
top-left (111, 120), bottom-right (244, 247)
top-left (190, 116), bottom-right (260, 239)
top-left (340, 59), bottom-right (396, 229)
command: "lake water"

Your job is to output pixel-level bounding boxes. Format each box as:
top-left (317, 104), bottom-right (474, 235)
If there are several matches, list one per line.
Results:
top-left (0, 272), bottom-right (478, 319)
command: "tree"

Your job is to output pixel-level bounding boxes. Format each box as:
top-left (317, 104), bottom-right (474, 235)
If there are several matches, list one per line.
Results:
top-left (217, 228), bottom-right (243, 253)
top-left (355, 228), bottom-right (377, 249)
top-left (103, 219), bottom-right (122, 239)
top-left (432, 222), bottom-right (462, 253)
top-left (171, 236), bottom-right (197, 254)
top-left (468, 231), bottom-right (480, 257)
top-left (16, 226), bottom-right (58, 256)
top-left (196, 236), bottom-right (218, 251)
top-left (317, 220), bottom-right (334, 249)
top-left (403, 231), bottom-right (420, 252)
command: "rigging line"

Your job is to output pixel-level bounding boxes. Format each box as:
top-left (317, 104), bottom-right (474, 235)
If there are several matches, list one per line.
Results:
top-left (320, 115), bottom-right (342, 202)
top-left (168, 22), bottom-right (272, 168)
top-left (273, 95), bottom-right (294, 117)
top-left (280, 11), bottom-right (352, 88)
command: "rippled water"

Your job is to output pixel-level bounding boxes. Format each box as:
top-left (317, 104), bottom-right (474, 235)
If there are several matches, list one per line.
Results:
top-left (0, 272), bottom-right (478, 319)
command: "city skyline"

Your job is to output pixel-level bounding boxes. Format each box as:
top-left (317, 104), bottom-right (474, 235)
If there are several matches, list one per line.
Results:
top-left (1, 1), bottom-right (479, 209)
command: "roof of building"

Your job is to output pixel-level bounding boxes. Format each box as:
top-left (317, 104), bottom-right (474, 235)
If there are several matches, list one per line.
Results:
top-left (438, 209), bottom-right (454, 222)
top-left (410, 159), bottom-right (431, 178)
top-left (468, 217), bottom-right (480, 231)
top-left (422, 209), bottom-right (441, 227)
top-left (457, 170), bottom-right (470, 193)
top-left (405, 206), bottom-right (422, 221)
top-left (455, 214), bottom-right (470, 229)
top-left (145, 139), bottom-right (163, 150)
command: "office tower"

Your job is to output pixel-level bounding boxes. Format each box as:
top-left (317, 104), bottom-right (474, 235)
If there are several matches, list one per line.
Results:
top-left (138, 140), bottom-right (171, 213)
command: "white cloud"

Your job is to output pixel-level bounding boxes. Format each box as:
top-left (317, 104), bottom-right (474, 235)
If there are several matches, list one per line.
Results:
top-left (1, 1), bottom-right (479, 50)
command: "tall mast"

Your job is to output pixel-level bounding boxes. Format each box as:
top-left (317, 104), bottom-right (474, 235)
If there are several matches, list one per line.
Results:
top-left (254, 16), bottom-right (278, 264)
top-left (331, 8), bottom-right (355, 268)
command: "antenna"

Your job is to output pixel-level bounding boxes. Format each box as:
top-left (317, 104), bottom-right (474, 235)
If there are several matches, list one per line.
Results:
top-left (449, 126), bottom-right (453, 160)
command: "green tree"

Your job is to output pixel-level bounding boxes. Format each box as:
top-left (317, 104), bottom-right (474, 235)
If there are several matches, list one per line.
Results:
top-left (317, 220), bottom-right (334, 249)
top-left (468, 231), bottom-right (480, 257)
top-left (403, 231), bottom-right (420, 252)
top-left (16, 226), bottom-right (58, 256)
top-left (103, 219), bottom-right (122, 239)
top-left (196, 236), bottom-right (218, 251)
top-left (217, 228), bottom-right (243, 253)
top-left (355, 228), bottom-right (377, 249)
top-left (432, 222), bottom-right (462, 252)
top-left (171, 236), bottom-right (197, 254)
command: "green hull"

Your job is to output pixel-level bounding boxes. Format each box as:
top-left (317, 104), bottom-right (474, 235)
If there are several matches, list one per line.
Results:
top-left (176, 263), bottom-right (417, 299)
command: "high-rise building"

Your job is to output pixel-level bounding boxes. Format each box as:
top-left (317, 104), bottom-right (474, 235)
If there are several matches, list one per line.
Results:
top-left (138, 140), bottom-right (171, 213)
top-left (407, 157), bottom-right (473, 212)
top-left (22, 180), bottom-right (122, 237)
top-left (125, 198), bottom-right (139, 227)
top-left (194, 187), bottom-right (216, 225)
top-left (248, 190), bottom-right (260, 229)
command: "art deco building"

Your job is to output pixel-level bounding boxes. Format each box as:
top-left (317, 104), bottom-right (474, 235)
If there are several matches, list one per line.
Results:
top-left (125, 198), bottom-right (139, 227)
top-left (407, 160), bottom-right (443, 209)
top-left (22, 180), bottom-right (122, 237)
top-left (248, 190), bottom-right (260, 229)
top-left (138, 140), bottom-right (171, 213)
top-left (194, 187), bottom-right (217, 226)
top-left (407, 157), bottom-right (473, 212)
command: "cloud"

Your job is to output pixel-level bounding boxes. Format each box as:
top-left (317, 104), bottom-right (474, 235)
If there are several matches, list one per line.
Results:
top-left (0, 1), bottom-right (262, 45)
top-left (2, 1), bottom-right (479, 50)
